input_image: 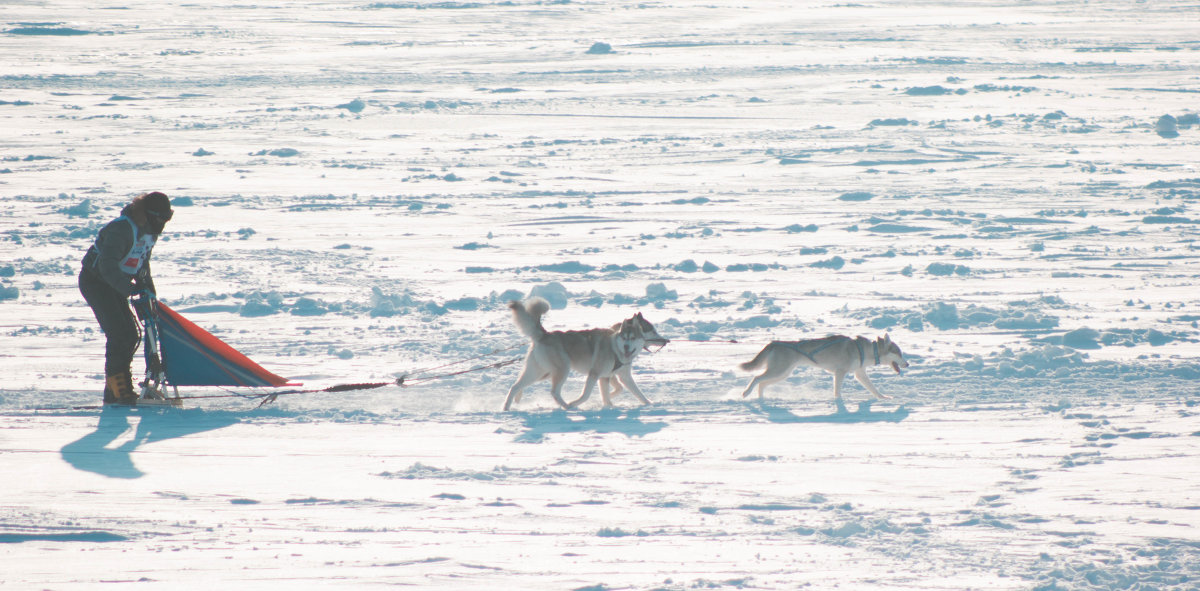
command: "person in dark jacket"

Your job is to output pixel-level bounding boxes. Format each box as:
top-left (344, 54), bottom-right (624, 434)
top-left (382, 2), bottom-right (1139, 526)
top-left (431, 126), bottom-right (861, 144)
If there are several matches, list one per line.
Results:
top-left (79, 192), bottom-right (173, 404)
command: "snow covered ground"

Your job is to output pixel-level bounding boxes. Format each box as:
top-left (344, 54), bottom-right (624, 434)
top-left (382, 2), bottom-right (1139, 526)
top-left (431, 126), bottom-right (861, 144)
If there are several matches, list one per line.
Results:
top-left (2, 1), bottom-right (1198, 589)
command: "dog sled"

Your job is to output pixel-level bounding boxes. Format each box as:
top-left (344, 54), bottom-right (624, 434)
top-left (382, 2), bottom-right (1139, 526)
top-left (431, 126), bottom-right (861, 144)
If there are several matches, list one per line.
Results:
top-left (126, 294), bottom-right (476, 409)
top-left (131, 293), bottom-right (295, 406)
top-left (124, 292), bottom-right (666, 410)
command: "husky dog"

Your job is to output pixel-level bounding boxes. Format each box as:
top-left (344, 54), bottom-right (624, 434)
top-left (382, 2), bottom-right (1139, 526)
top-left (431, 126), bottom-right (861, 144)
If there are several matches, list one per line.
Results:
top-left (504, 298), bottom-right (667, 410)
top-left (739, 334), bottom-right (908, 402)
top-left (579, 312), bottom-right (669, 409)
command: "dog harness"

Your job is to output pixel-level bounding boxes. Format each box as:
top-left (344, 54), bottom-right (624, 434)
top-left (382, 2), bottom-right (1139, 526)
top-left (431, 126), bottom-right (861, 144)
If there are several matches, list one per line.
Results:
top-left (854, 339), bottom-right (881, 367)
top-left (854, 338), bottom-right (883, 367)
top-left (779, 338), bottom-right (841, 364)
top-left (782, 336), bottom-right (879, 367)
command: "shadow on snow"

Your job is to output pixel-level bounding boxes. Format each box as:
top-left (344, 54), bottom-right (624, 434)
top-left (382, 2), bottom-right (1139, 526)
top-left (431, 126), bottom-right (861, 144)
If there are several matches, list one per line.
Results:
top-left (515, 407), bottom-right (668, 443)
top-left (752, 399), bottom-right (911, 424)
top-left (60, 406), bottom-right (241, 479)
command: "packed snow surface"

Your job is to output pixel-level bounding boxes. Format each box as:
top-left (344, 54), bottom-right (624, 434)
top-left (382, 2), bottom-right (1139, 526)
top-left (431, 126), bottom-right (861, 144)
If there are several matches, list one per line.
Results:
top-left (2, 1), bottom-right (1198, 589)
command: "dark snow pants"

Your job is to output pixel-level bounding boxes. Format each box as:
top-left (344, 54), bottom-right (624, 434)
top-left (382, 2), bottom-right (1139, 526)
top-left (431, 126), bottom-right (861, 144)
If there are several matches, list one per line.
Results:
top-left (79, 268), bottom-right (139, 376)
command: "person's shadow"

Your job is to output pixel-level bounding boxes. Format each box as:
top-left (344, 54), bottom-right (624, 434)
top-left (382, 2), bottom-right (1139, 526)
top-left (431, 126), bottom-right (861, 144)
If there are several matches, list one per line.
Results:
top-left (60, 406), bottom-right (240, 479)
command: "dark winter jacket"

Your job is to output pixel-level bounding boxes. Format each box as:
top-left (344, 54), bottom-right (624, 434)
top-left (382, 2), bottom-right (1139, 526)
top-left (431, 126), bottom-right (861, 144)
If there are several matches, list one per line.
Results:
top-left (81, 205), bottom-right (158, 297)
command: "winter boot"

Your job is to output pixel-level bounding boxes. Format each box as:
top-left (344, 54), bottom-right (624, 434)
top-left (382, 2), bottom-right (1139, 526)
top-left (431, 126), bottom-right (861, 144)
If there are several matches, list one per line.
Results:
top-left (102, 378), bottom-right (117, 404)
top-left (103, 371), bottom-right (137, 405)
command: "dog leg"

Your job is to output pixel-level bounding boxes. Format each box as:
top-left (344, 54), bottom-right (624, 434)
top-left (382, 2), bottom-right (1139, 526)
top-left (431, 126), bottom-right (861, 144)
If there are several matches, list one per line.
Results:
top-left (832, 370), bottom-right (846, 402)
top-left (854, 369), bottom-right (892, 399)
top-left (617, 369), bottom-right (652, 406)
top-left (606, 375), bottom-right (625, 398)
top-left (549, 367), bottom-right (578, 408)
top-left (740, 373), bottom-right (776, 399)
top-left (504, 365), bottom-right (541, 411)
top-left (503, 386), bottom-right (522, 411)
top-left (548, 367), bottom-right (571, 409)
top-left (740, 375), bottom-right (763, 398)
top-left (599, 377), bottom-right (618, 403)
top-left (599, 377), bottom-right (614, 408)
top-left (567, 373), bottom-right (600, 409)
top-left (744, 361), bottom-right (794, 400)
top-left (756, 377), bottom-right (779, 399)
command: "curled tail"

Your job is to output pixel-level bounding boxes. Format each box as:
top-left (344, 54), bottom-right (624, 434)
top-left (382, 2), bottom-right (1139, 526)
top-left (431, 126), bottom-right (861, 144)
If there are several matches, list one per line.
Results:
top-left (739, 344), bottom-right (773, 372)
top-left (508, 297), bottom-right (550, 341)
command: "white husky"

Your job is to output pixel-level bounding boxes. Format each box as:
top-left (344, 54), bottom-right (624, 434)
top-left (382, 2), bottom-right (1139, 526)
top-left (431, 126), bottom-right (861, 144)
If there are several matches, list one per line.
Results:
top-left (588, 311), bottom-right (668, 409)
top-left (738, 334), bottom-right (908, 402)
top-left (504, 297), bottom-right (667, 410)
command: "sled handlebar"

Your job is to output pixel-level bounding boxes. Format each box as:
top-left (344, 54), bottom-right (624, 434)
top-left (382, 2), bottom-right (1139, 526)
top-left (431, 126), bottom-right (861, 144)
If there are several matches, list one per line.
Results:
top-left (131, 290), bottom-right (159, 321)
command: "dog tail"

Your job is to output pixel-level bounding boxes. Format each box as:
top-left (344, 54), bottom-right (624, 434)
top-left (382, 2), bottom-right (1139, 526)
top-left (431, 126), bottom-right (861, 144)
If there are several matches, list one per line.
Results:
top-left (739, 344), bottom-right (773, 372)
top-left (508, 297), bottom-right (550, 341)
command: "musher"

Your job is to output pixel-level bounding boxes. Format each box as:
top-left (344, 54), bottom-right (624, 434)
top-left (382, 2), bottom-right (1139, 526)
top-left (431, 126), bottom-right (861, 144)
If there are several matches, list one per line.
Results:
top-left (79, 192), bottom-right (173, 405)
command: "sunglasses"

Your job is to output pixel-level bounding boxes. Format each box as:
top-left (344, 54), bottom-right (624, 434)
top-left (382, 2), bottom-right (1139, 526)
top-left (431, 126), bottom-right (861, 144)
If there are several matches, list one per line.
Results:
top-left (147, 209), bottom-right (173, 223)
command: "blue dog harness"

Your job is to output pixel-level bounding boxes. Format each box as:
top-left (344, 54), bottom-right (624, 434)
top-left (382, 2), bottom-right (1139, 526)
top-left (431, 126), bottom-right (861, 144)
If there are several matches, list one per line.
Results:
top-left (781, 336), bottom-right (879, 366)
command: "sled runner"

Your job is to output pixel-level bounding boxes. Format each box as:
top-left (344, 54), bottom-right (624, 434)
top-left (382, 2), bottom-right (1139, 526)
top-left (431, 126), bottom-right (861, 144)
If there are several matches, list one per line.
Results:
top-left (132, 293), bottom-right (294, 406)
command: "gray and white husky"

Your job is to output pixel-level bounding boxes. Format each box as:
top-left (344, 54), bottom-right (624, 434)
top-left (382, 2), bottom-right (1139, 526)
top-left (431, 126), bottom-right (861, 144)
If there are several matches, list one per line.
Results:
top-left (587, 311), bottom-right (669, 409)
top-left (504, 297), bottom-right (668, 411)
top-left (739, 334), bottom-right (908, 402)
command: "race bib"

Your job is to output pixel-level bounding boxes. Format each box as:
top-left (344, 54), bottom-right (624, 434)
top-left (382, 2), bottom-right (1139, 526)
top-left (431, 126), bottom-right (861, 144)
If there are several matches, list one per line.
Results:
top-left (109, 216), bottom-right (156, 275)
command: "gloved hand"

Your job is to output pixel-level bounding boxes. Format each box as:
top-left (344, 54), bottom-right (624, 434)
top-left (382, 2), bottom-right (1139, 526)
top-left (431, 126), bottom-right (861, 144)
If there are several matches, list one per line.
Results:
top-left (133, 269), bottom-right (156, 300)
top-left (129, 289), bottom-right (158, 321)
